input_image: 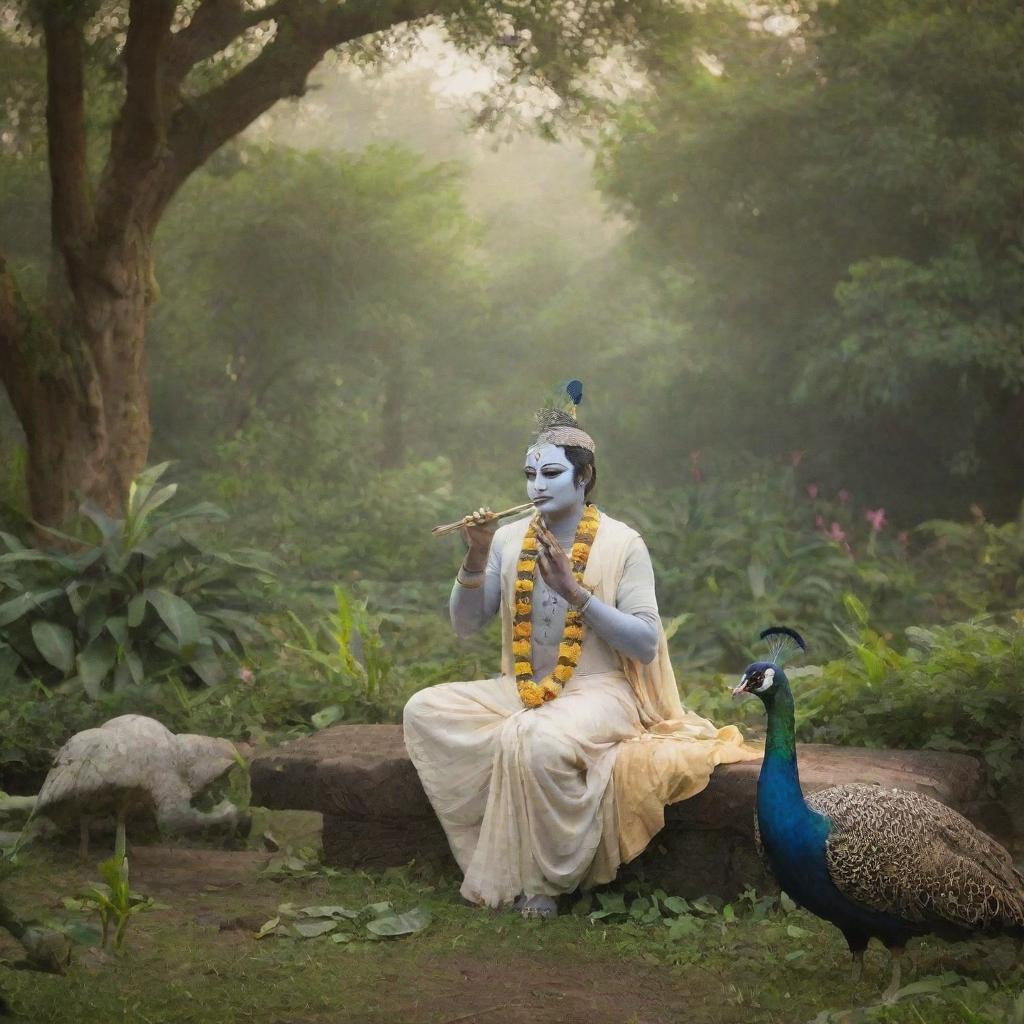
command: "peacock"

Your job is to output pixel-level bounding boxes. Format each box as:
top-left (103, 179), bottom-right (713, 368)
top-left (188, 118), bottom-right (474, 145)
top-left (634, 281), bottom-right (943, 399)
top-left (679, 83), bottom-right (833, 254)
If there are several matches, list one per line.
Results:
top-left (735, 626), bottom-right (1024, 997)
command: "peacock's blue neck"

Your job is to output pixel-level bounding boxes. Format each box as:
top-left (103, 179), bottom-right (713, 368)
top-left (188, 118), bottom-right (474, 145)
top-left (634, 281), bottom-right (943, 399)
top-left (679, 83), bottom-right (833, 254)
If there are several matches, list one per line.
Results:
top-left (759, 685), bottom-right (814, 826)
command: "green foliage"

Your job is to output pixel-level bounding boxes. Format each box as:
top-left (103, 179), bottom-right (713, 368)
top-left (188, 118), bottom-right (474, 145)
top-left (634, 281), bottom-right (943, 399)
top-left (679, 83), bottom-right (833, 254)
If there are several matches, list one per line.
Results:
top-left (800, 612), bottom-right (1024, 791)
top-left (627, 461), bottom-right (920, 673)
top-left (601, 0), bottom-right (1024, 519)
top-left (255, 898), bottom-right (431, 942)
top-left (77, 849), bottom-right (156, 953)
top-left (286, 586), bottom-right (396, 727)
top-left (0, 464), bottom-right (272, 694)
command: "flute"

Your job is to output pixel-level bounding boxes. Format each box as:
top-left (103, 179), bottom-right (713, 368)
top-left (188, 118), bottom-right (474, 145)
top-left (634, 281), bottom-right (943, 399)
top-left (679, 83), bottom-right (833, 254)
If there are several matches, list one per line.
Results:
top-left (431, 501), bottom-right (539, 538)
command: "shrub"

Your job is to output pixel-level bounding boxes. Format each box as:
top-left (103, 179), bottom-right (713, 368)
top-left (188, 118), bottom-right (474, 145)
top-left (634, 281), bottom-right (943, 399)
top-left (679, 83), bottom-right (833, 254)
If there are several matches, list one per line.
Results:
top-left (798, 599), bottom-right (1024, 792)
top-left (0, 464), bottom-right (272, 693)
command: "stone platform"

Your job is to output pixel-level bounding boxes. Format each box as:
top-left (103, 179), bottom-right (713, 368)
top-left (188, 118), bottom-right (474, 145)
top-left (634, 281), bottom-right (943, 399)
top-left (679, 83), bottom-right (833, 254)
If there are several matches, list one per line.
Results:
top-left (250, 724), bottom-right (988, 898)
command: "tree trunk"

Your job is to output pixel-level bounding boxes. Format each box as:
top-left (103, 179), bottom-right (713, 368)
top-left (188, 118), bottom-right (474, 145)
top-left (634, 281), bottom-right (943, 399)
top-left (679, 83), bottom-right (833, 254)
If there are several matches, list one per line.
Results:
top-left (4, 238), bottom-right (152, 527)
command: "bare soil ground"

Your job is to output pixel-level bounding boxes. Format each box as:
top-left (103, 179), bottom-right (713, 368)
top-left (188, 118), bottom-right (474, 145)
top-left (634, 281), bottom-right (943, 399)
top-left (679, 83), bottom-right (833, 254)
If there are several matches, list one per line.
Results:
top-left (1, 845), bottom-right (742, 1024)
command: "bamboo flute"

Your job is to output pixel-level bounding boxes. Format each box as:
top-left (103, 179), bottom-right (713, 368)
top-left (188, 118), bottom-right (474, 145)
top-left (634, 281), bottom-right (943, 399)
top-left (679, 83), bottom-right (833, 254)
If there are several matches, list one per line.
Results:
top-left (431, 501), bottom-right (539, 538)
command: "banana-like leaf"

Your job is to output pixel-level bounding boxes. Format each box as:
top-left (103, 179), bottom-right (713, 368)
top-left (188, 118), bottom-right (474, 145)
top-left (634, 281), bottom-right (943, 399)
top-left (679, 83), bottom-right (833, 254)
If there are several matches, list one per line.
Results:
top-left (30, 621), bottom-right (75, 674)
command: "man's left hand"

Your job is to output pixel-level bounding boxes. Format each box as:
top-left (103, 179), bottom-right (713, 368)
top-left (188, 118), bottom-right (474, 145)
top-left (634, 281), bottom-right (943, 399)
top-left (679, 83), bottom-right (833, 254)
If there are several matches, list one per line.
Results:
top-left (535, 521), bottom-right (585, 606)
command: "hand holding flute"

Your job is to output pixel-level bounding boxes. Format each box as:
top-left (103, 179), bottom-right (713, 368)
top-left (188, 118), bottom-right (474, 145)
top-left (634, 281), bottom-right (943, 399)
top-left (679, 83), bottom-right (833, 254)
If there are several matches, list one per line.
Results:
top-left (434, 501), bottom-right (539, 582)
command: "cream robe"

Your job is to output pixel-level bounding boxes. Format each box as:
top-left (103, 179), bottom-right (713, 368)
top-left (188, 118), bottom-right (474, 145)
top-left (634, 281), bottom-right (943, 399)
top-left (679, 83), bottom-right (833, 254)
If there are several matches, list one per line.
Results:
top-left (403, 511), bottom-right (758, 907)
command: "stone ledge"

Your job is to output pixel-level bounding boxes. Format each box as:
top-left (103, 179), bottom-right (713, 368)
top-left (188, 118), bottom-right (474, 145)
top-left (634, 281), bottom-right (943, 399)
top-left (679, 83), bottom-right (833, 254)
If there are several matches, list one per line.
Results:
top-left (250, 724), bottom-right (987, 897)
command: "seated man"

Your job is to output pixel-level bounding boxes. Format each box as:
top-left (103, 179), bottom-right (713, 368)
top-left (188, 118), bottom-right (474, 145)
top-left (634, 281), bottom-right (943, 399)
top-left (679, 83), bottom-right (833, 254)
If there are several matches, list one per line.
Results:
top-left (404, 406), bottom-right (753, 918)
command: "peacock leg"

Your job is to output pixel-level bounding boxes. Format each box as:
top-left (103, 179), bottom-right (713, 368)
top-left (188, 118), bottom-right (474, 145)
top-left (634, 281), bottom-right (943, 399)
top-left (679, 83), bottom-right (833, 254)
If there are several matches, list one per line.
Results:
top-left (881, 948), bottom-right (904, 1002)
top-left (850, 950), bottom-right (865, 983)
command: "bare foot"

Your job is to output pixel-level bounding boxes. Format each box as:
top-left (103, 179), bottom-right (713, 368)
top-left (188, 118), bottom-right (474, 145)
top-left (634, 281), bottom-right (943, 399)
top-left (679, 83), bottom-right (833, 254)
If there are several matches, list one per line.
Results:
top-left (521, 895), bottom-right (557, 920)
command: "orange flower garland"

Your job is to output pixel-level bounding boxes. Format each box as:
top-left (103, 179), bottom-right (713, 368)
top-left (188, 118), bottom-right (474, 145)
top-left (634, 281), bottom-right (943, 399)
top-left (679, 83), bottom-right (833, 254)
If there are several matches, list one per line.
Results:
top-left (513, 505), bottom-right (601, 708)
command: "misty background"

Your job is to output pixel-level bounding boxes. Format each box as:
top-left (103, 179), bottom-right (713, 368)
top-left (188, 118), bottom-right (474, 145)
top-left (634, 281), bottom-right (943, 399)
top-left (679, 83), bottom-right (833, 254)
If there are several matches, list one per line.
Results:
top-left (2, 0), bottom-right (1023, 687)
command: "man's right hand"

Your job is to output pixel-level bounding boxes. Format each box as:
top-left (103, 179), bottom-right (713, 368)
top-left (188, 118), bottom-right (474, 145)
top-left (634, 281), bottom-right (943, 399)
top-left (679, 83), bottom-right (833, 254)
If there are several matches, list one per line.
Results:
top-left (460, 507), bottom-right (498, 568)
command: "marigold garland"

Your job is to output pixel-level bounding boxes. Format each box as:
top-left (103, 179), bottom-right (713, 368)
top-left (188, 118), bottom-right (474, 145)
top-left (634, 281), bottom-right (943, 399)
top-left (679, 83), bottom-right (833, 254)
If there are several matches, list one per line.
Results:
top-left (513, 505), bottom-right (601, 708)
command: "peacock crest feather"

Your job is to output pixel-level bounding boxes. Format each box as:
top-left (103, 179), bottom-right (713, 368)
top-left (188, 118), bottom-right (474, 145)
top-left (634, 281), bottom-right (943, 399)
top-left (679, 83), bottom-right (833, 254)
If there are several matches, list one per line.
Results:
top-left (759, 625), bottom-right (806, 666)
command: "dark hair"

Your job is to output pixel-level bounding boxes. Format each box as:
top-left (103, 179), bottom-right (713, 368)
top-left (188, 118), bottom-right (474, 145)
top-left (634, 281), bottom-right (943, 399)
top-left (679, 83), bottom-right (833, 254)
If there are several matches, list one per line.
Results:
top-left (562, 445), bottom-right (597, 498)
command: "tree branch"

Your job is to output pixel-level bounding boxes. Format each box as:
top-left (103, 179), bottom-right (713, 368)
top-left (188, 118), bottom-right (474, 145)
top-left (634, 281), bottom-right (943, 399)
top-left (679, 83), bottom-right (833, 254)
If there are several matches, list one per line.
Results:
top-left (41, 3), bottom-right (94, 283)
top-left (94, 0), bottom-right (179, 247)
top-left (156, 0), bottom-right (439, 214)
top-left (166, 0), bottom-right (286, 83)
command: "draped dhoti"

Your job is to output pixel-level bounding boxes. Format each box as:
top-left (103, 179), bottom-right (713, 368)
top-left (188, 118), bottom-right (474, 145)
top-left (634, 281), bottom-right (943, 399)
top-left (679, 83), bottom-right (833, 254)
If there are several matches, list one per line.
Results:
top-left (404, 670), bottom-right (641, 907)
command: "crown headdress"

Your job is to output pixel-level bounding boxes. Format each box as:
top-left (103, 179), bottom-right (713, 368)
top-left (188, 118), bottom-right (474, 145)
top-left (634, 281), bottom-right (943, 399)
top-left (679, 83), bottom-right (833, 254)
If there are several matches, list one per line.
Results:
top-left (529, 379), bottom-right (596, 454)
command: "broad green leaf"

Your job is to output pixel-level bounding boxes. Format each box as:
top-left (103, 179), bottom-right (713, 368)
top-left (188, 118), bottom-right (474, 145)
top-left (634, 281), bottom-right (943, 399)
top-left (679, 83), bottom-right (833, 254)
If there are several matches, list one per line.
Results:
top-left (144, 588), bottom-right (201, 652)
top-left (786, 924), bottom-right (812, 938)
top-left (292, 919), bottom-right (338, 938)
top-left (254, 916), bottom-right (280, 939)
top-left (365, 907), bottom-right (431, 937)
top-left (132, 483), bottom-right (177, 524)
top-left (31, 621), bottom-right (75, 674)
top-left (690, 896), bottom-right (720, 916)
top-left (0, 589), bottom-right (62, 627)
top-left (126, 594), bottom-right (147, 628)
top-left (297, 905), bottom-right (361, 920)
top-left (77, 636), bottom-right (117, 697)
top-left (662, 896), bottom-right (690, 915)
top-left (106, 616), bottom-right (128, 647)
top-left (125, 649), bottom-right (144, 686)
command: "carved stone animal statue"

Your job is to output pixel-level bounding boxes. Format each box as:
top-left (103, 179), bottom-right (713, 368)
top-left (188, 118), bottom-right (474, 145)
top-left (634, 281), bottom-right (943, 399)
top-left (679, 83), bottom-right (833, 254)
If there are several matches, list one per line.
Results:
top-left (30, 715), bottom-right (248, 856)
top-left (737, 627), bottom-right (1024, 999)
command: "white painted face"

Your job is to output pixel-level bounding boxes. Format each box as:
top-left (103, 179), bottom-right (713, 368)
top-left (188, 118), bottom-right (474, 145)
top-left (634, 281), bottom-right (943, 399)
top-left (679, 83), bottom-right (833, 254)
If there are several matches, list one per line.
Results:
top-left (524, 444), bottom-right (584, 519)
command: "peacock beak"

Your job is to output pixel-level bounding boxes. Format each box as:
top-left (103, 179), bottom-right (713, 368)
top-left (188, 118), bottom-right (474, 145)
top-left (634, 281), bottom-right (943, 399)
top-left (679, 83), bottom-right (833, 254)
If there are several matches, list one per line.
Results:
top-left (731, 673), bottom-right (750, 699)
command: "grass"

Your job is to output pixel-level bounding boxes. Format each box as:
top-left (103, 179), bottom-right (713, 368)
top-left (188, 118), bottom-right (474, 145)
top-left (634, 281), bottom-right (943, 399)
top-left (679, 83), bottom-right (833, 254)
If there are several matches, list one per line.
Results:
top-left (2, 825), bottom-right (1024, 1024)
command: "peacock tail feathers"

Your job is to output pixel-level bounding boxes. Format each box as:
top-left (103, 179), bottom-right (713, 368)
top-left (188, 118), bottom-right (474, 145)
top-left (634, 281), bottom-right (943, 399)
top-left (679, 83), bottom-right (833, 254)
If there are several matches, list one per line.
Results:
top-left (810, 784), bottom-right (1024, 934)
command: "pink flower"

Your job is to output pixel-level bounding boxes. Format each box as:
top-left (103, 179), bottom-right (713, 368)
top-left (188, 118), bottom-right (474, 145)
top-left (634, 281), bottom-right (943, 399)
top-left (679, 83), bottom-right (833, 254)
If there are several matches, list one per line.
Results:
top-left (970, 503), bottom-right (985, 524)
top-left (864, 507), bottom-right (887, 532)
top-left (789, 450), bottom-right (805, 467)
top-left (806, 483), bottom-right (819, 500)
top-left (897, 531), bottom-right (909, 547)
top-left (238, 667), bottom-right (254, 686)
top-left (689, 450), bottom-right (704, 484)
top-left (814, 514), bottom-right (824, 529)
top-left (838, 489), bottom-right (851, 506)
top-left (825, 521), bottom-right (847, 543)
